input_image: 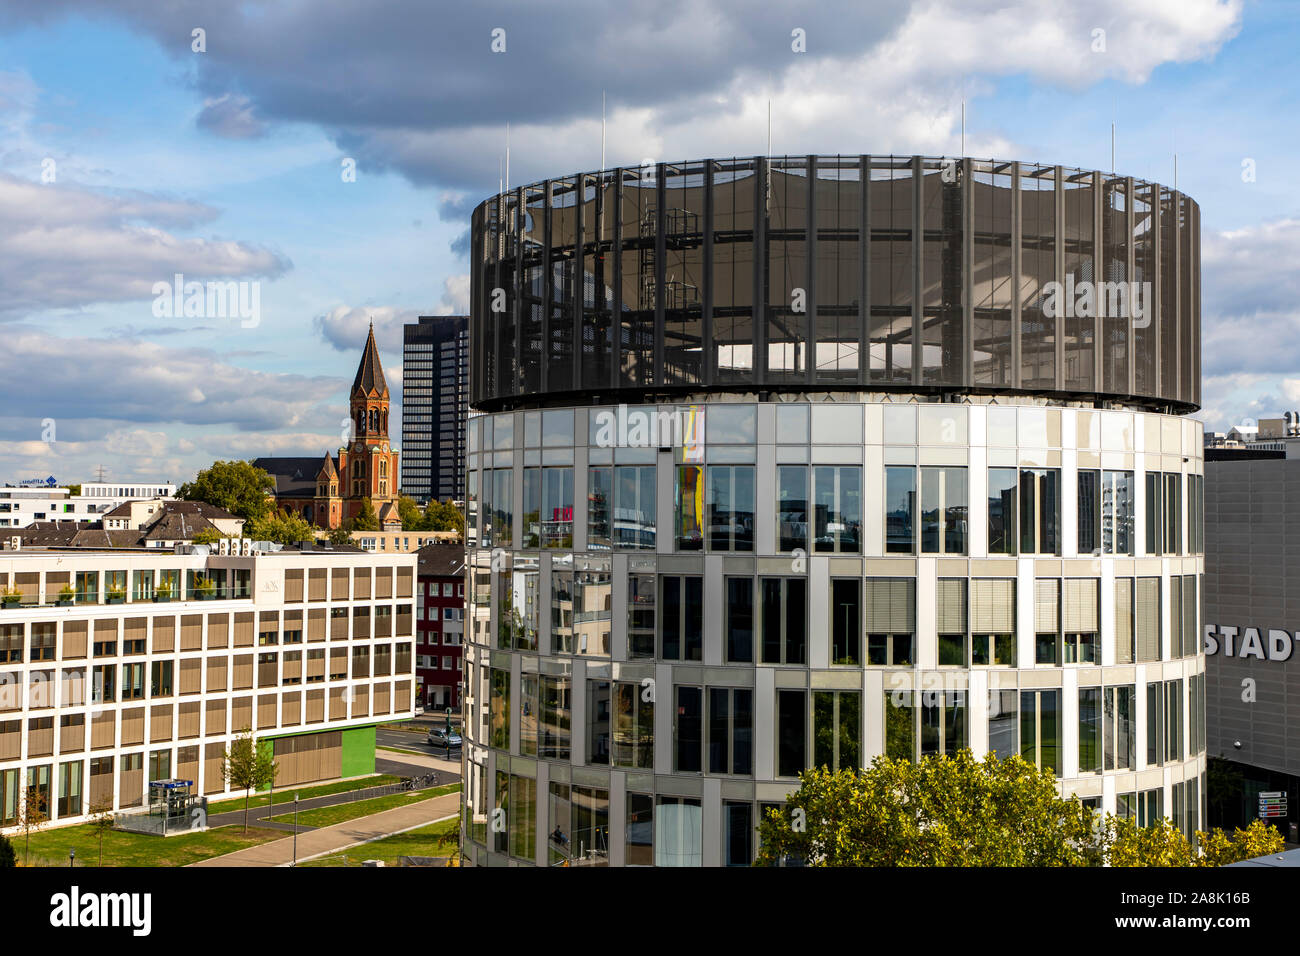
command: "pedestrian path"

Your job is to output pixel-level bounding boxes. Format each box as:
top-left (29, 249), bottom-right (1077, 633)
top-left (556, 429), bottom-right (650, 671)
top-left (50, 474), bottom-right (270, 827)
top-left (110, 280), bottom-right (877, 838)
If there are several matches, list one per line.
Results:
top-left (190, 791), bottom-right (461, 867)
top-left (204, 773), bottom-right (452, 831)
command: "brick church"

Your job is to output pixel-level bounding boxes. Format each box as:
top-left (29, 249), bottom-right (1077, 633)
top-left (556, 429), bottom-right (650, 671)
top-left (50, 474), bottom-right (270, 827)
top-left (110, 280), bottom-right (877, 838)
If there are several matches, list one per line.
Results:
top-left (255, 324), bottom-right (402, 531)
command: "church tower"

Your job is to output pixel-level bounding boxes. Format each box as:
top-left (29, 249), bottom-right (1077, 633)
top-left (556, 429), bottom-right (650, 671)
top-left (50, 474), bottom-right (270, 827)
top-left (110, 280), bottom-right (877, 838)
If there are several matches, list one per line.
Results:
top-left (338, 322), bottom-right (401, 526)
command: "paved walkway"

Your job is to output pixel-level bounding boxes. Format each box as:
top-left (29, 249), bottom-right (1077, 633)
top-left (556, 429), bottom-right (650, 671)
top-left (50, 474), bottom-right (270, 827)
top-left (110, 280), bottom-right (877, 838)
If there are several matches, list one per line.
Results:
top-left (204, 773), bottom-right (454, 831)
top-left (190, 791), bottom-right (461, 867)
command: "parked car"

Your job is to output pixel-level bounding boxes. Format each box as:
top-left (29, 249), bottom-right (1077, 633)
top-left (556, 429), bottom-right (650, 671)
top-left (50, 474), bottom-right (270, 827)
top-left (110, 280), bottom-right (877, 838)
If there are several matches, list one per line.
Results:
top-left (427, 727), bottom-right (463, 749)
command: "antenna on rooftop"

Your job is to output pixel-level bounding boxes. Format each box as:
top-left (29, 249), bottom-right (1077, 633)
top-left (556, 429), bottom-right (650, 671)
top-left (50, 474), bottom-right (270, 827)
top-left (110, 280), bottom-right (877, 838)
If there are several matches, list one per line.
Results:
top-left (601, 90), bottom-right (606, 172)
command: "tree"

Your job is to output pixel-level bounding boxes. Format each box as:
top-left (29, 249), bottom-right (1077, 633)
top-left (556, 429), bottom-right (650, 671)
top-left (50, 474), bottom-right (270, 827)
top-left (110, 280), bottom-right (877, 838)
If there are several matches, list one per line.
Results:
top-left (221, 730), bottom-right (278, 833)
top-left (757, 752), bottom-right (1289, 868)
top-left (1196, 819), bottom-right (1285, 866)
top-left (326, 525), bottom-right (353, 546)
top-left (352, 499), bottom-right (381, 531)
top-left (88, 801), bottom-right (115, 866)
top-left (178, 460), bottom-right (276, 523)
top-left (398, 496), bottom-right (425, 531)
top-left (246, 510), bottom-right (316, 546)
top-left (0, 832), bottom-right (15, 868)
top-left (756, 752), bottom-right (1101, 867)
top-left (17, 785), bottom-right (49, 866)
top-left (191, 527), bottom-right (224, 546)
top-left (1103, 816), bottom-right (1196, 867)
top-left (423, 499), bottom-right (465, 536)
top-left (65, 483), bottom-right (82, 497)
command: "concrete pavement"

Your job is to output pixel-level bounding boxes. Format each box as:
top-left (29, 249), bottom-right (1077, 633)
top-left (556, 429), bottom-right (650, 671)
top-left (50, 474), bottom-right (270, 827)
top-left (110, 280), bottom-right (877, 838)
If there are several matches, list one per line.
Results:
top-left (190, 791), bottom-right (461, 867)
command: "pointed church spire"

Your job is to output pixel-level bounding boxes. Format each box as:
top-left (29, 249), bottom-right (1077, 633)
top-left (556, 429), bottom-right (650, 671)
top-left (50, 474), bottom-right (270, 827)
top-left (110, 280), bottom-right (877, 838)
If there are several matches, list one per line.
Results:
top-left (351, 322), bottom-right (388, 398)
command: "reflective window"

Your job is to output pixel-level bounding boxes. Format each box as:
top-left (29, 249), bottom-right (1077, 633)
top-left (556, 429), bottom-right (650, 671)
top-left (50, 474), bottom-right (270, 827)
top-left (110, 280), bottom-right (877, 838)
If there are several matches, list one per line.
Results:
top-left (813, 690), bottom-right (860, 771)
top-left (776, 690), bottom-right (806, 777)
top-left (707, 465), bottom-right (754, 552)
top-left (659, 575), bottom-right (703, 662)
top-left (812, 465), bottom-right (861, 553)
top-left (707, 687), bottom-right (753, 775)
top-left (1020, 689), bottom-right (1061, 776)
top-left (627, 570), bottom-right (656, 659)
top-left (884, 466), bottom-right (915, 553)
top-left (1103, 685), bottom-right (1135, 771)
top-left (675, 466), bottom-right (704, 551)
top-left (829, 579), bottom-right (861, 665)
top-left (760, 578), bottom-right (806, 665)
top-left (724, 577), bottom-right (754, 663)
top-left (988, 690), bottom-right (1018, 759)
top-left (920, 466), bottom-right (967, 554)
top-left (777, 465), bottom-right (809, 553)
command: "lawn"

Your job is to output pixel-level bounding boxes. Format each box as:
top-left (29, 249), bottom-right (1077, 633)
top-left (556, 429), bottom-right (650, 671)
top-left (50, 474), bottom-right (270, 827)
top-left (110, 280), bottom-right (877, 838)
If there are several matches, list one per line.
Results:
top-left (269, 783), bottom-right (461, 828)
top-left (206, 774), bottom-right (401, 815)
top-left (17, 822), bottom-right (284, 868)
top-left (299, 816), bottom-right (459, 867)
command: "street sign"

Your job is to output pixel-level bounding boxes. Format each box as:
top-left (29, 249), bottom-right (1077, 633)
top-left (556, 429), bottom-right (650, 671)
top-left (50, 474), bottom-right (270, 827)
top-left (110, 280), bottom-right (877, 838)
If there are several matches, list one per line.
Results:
top-left (1258, 791), bottom-right (1288, 818)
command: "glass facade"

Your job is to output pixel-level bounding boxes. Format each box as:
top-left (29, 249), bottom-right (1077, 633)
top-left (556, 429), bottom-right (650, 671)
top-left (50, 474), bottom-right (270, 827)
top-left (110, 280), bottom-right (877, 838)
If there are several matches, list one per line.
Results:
top-left (462, 398), bottom-right (1206, 866)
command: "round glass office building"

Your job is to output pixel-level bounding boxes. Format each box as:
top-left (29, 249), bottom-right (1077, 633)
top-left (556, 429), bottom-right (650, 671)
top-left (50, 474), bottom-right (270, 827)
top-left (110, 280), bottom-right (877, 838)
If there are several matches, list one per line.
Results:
top-left (463, 156), bottom-right (1205, 867)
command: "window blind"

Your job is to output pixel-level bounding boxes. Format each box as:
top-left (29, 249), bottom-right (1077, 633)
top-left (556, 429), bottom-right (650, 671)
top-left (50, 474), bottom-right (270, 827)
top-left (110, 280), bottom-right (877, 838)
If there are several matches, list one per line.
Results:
top-left (935, 579), bottom-right (967, 633)
top-left (1114, 578), bottom-right (1134, 664)
top-left (1136, 577), bottom-right (1160, 662)
top-left (865, 578), bottom-right (916, 632)
top-left (972, 579), bottom-right (1015, 633)
top-left (1063, 578), bottom-right (1099, 632)
top-left (1034, 579), bottom-right (1059, 634)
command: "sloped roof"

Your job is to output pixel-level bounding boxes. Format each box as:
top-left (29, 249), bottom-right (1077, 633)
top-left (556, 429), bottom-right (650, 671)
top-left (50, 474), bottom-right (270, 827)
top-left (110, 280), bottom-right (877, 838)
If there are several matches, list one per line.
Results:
top-left (141, 511), bottom-right (221, 541)
top-left (15, 522), bottom-right (143, 549)
top-left (318, 454), bottom-right (338, 479)
top-left (417, 542), bottom-right (466, 578)
top-left (253, 457), bottom-right (328, 499)
top-left (351, 322), bottom-right (388, 398)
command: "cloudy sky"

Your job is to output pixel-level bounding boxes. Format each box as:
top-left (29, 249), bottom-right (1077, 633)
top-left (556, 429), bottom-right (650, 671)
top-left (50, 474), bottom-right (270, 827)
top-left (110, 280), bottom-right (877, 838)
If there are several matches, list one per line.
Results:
top-left (0, 0), bottom-right (1291, 485)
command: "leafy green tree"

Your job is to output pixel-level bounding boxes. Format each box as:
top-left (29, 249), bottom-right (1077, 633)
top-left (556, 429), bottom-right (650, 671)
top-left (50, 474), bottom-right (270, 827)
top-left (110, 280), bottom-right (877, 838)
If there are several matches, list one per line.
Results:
top-left (326, 525), bottom-right (353, 546)
top-left (0, 832), bottom-right (15, 868)
top-left (1103, 816), bottom-right (1196, 867)
top-left (398, 495), bottom-right (425, 531)
top-left (352, 499), bottom-right (381, 531)
top-left (758, 752), bottom-right (1288, 868)
top-left (1196, 819), bottom-right (1285, 866)
top-left (246, 510), bottom-right (316, 546)
top-left (756, 752), bottom-right (1102, 867)
top-left (191, 527), bottom-right (224, 546)
top-left (221, 730), bottom-right (278, 833)
top-left (423, 499), bottom-right (465, 536)
top-left (65, 483), bottom-right (82, 496)
top-left (178, 460), bottom-right (275, 523)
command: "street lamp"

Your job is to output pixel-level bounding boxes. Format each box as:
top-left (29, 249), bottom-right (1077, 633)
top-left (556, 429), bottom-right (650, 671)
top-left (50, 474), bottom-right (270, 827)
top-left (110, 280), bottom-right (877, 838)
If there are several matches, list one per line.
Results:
top-left (292, 794), bottom-right (299, 866)
top-left (68, 848), bottom-right (75, 867)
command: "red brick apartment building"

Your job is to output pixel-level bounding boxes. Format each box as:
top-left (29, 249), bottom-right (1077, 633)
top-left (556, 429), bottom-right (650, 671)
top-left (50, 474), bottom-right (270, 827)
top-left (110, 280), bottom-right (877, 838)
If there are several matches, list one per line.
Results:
top-left (416, 544), bottom-right (464, 710)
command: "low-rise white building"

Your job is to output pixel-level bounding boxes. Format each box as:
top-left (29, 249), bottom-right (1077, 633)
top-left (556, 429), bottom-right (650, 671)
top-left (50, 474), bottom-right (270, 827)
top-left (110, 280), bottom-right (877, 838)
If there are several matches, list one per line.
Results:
top-left (0, 542), bottom-right (417, 831)
top-left (0, 483), bottom-right (177, 530)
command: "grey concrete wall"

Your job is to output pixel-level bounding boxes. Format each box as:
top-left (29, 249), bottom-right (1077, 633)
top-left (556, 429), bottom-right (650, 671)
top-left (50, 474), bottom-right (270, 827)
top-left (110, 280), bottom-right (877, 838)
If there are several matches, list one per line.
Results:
top-left (1205, 457), bottom-right (1300, 776)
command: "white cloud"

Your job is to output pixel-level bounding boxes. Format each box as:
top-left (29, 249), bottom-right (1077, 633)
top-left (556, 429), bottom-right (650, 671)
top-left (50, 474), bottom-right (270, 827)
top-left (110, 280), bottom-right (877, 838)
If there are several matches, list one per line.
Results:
top-left (0, 173), bottom-right (290, 315)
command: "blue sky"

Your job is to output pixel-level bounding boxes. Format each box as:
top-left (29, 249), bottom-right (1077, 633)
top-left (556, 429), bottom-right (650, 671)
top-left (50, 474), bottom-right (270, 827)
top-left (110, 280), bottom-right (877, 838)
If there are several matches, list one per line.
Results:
top-left (0, 0), bottom-right (1292, 485)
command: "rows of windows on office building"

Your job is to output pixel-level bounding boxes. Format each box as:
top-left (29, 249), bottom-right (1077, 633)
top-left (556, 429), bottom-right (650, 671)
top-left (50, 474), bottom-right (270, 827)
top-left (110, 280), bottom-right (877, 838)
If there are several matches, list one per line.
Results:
top-left (461, 401), bottom-right (1204, 865)
top-left (467, 405), bottom-right (1204, 559)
